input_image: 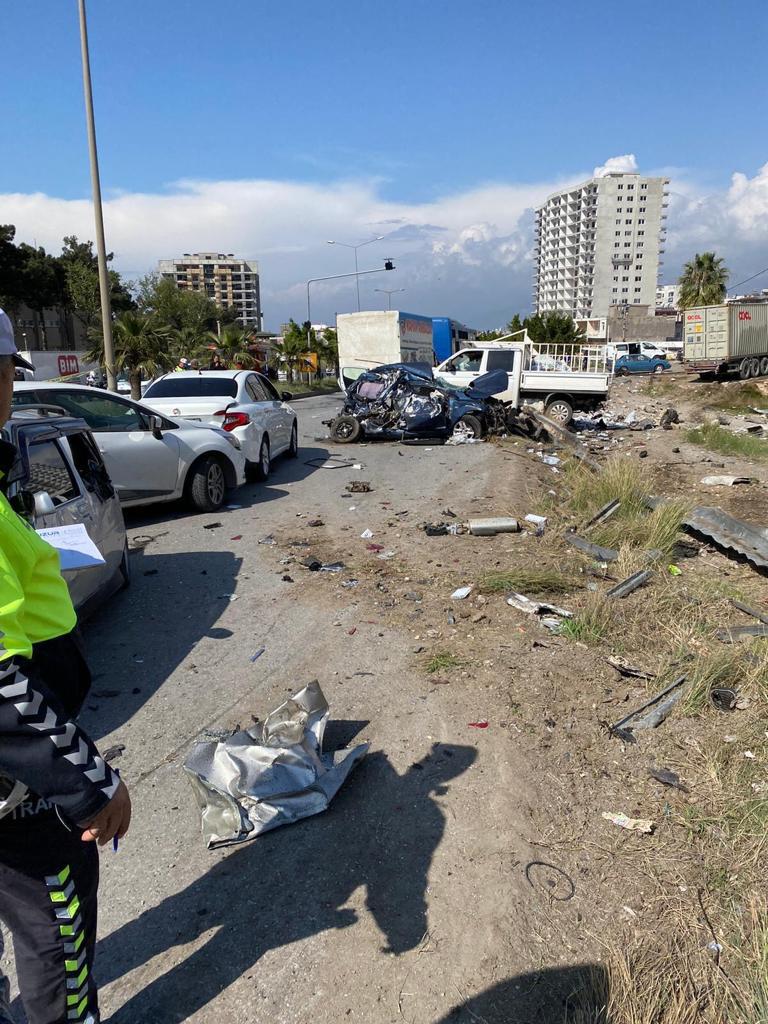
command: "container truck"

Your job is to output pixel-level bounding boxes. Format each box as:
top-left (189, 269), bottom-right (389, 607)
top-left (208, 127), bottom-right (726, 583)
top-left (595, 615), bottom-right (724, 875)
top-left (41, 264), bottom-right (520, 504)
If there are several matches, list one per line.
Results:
top-left (337, 311), bottom-right (434, 373)
top-left (683, 302), bottom-right (768, 379)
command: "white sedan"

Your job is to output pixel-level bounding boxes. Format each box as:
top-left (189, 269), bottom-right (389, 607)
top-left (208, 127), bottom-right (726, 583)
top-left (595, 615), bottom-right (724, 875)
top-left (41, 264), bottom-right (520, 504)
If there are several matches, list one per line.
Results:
top-left (12, 382), bottom-right (247, 513)
top-left (143, 371), bottom-right (298, 480)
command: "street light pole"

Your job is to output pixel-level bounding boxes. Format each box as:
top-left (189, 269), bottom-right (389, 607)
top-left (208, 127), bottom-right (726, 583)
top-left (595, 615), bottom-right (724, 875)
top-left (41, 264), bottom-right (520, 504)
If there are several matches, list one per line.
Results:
top-left (77, 0), bottom-right (116, 391)
top-left (374, 288), bottom-right (405, 310)
top-left (327, 237), bottom-right (384, 312)
top-left (307, 264), bottom-right (396, 333)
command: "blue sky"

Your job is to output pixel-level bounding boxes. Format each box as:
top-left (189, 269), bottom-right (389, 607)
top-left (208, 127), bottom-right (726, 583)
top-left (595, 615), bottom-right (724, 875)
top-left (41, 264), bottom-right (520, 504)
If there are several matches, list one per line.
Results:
top-left (2, 1), bottom-right (767, 328)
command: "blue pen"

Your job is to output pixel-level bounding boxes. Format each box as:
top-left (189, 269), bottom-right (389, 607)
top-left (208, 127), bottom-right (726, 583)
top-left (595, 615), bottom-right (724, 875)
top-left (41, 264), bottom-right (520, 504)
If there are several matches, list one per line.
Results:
top-left (112, 766), bottom-right (121, 852)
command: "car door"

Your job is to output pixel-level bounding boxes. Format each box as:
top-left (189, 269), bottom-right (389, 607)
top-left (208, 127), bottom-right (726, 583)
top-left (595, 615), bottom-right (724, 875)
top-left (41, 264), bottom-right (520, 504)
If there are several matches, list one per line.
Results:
top-left (39, 389), bottom-right (182, 503)
top-left (247, 374), bottom-right (288, 454)
top-left (435, 350), bottom-right (484, 390)
top-left (24, 436), bottom-right (112, 606)
top-left (257, 374), bottom-right (292, 452)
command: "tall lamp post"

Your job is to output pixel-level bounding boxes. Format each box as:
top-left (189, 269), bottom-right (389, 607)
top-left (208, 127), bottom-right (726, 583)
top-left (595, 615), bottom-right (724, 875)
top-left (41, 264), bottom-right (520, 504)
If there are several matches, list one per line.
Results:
top-left (77, 0), bottom-right (116, 391)
top-left (374, 287), bottom-right (405, 310)
top-left (327, 236), bottom-right (384, 311)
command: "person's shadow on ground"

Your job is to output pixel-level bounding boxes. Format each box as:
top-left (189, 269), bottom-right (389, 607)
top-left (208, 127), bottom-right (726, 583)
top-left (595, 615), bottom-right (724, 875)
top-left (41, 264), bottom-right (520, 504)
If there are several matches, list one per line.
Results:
top-left (98, 743), bottom-right (476, 1023)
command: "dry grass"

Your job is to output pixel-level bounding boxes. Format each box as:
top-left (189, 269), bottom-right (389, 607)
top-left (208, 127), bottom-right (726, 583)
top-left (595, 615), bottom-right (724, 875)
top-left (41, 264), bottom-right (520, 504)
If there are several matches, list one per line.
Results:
top-left (685, 422), bottom-right (768, 461)
top-left (478, 568), bottom-right (577, 595)
top-left (559, 595), bottom-right (615, 645)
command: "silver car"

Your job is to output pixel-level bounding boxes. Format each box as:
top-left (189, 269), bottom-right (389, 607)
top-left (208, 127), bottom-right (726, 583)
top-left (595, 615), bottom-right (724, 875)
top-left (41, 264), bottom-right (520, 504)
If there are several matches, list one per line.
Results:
top-left (12, 383), bottom-right (247, 513)
top-left (3, 408), bottom-right (128, 613)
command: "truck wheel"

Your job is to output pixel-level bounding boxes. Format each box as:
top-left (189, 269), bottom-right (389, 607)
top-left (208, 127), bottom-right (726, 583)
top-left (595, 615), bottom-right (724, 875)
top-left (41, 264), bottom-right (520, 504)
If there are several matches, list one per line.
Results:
top-left (760, 357), bottom-right (768, 377)
top-left (739, 358), bottom-right (752, 380)
top-left (330, 415), bottom-right (362, 443)
top-left (749, 358), bottom-right (762, 378)
top-left (545, 398), bottom-right (573, 425)
top-left (453, 414), bottom-right (484, 439)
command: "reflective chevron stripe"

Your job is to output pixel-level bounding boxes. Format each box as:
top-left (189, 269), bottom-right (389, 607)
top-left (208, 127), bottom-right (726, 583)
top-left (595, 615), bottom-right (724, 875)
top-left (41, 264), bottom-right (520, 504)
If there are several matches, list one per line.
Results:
top-left (46, 866), bottom-right (94, 1021)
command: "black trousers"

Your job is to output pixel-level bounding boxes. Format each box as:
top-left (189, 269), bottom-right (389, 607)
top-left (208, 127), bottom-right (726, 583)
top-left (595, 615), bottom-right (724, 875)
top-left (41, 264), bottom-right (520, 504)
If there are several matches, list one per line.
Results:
top-left (0, 807), bottom-right (100, 1024)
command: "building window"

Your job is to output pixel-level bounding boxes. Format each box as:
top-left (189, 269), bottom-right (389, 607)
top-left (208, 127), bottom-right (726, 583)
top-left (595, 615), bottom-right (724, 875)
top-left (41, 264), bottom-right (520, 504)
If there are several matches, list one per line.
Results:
top-left (635, 276), bottom-right (642, 281)
top-left (617, 184), bottom-right (623, 189)
top-left (624, 242), bottom-right (631, 247)
top-left (633, 298), bottom-right (640, 303)
top-left (615, 231), bottom-right (621, 236)
top-left (615, 218), bottom-right (622, 225)
top-left (635, 287), bottom-right (642, 292)
top-left (625, 230), bottom-right (632, 236)
top-left (638, 230), bottom-right (645, 236)
top-left (625, 218), bottom-right (632, 224)
top-left (614, 242), bottom-right (620, 248)
top-left (612, 287), bottom-right (618, 293)
top-left (640, 183), bottom-right (647, 189)
top-left (627, 184), bottom-right (634, 189)
top-left (639, 218), bottom-right (645, 224)
top-left (616, 207), bottom-right (622, 213)
top-left (622, 287), bottom-right (628, 292)
top-left (637, 242), bottom-right (644, 247)
top-left (613, 275), bottom-right (618, 281)
top-left (639, 206), bottom-right (646, 212)
top-left (622, 276), bottom-right (629, 281)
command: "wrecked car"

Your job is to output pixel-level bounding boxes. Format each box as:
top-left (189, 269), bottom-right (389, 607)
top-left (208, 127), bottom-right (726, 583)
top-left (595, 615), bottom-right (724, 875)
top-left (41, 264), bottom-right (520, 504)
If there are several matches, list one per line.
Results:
top-left (327, 364), bottom-right (518, 443)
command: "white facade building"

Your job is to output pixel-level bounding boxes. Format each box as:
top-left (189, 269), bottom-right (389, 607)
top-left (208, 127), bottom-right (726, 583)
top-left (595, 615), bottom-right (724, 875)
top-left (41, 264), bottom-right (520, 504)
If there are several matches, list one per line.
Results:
top-left (533, 173), bottom-right (669, 319)
top-left (158, 253), bottom-right (262, 329)
top-left (655, 284), bottom-right (680, 309)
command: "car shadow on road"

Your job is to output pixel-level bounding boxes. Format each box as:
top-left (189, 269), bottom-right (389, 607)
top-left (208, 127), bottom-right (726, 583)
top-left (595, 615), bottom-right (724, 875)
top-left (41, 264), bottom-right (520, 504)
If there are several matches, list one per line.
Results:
top-left (80, 546), bottom-right (242, 742)
top-left (433, 964), bottom-right (611, 1023)
top-left (98, 743), bottom-right (476, 1023)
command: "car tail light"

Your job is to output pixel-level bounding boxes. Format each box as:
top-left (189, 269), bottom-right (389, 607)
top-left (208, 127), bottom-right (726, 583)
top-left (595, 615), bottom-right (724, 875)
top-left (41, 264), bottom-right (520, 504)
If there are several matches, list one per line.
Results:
top-left (215, 410), bottom-right (250, 432)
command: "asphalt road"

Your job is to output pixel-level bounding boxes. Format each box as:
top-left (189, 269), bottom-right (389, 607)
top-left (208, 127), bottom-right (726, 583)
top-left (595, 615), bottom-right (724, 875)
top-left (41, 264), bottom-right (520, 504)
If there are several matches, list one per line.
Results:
top-left (8, 394), bottom-right (546, 1023)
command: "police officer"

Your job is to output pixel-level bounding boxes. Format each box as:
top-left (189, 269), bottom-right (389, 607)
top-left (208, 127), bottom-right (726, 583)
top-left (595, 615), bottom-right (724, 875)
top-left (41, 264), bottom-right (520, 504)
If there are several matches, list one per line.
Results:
top-left (0, 309), bottom-right (131, 1024)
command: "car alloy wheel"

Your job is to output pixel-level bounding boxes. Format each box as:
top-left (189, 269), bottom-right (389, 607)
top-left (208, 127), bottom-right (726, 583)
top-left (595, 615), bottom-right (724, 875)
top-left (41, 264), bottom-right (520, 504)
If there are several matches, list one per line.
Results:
top-left (206, 461), bottom-right (225, 506)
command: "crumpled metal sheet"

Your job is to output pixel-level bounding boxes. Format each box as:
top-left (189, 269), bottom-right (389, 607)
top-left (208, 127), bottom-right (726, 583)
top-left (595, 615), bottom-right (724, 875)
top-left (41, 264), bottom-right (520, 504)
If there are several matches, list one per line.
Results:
top-left (683, 506), bottom-right (768, 570)
top-left (183, 681), bottom-right (368, 848)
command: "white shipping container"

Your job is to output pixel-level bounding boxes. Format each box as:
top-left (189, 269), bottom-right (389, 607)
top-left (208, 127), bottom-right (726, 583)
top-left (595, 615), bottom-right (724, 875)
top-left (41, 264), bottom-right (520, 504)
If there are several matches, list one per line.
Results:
top-left (683, 303), bottom-right (768, 369)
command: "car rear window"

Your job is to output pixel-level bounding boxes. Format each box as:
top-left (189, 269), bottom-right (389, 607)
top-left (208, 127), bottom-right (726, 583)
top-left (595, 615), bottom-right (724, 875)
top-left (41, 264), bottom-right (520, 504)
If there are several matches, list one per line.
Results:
top-left (144, 378), bottom-right (238, 399)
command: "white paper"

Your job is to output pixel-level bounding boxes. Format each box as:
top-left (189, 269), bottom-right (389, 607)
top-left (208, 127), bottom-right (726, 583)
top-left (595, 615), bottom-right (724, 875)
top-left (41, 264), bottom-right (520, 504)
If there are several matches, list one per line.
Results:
top-left (37, 523), bottom-right (105, 570)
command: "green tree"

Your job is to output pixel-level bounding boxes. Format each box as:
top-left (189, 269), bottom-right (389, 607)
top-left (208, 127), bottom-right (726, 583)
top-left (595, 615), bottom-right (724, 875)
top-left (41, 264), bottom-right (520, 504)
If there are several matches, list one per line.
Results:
top-left (17, 243), bottom-right (67, 350)
top-left (316, 327), bottom-right (338, 374)
top-left (678, 252), bottom-right (729, 309)
top-left (136, 273), bottom-right (220, 342)
top-left (279, 320), bottom-right (315, 382)
top-left (207, 323), bottom-right (255, 368)
top-left (0, 225), bottom-right (26, 314)
top-left (524, 312), bottom-right (584, 345)
top-left (58, 235), bottom-right (134, 334)
top-left (87, 311), bottom-right (173, 400)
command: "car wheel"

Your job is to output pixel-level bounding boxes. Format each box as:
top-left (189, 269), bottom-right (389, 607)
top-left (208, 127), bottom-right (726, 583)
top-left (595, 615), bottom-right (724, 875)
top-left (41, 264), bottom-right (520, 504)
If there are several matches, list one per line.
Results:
top-left (544, 398), bottom-right (573, 424)
top-left (653, 363), bottom-right (665, 374)
top-left (330, 415), bottom-right (362, 443)
top-left (255, 437), bottom-right (271, 480)
top-left (119, 541), bottom-right (130, 589)
top-left (287, 421), bottom-right (299, 458)
top-left (187, 455), bottom-right (227, 512)
top-left (453, 414), bottom-right (484, 439)
top-left (617, 366), bottom-right (630, 377)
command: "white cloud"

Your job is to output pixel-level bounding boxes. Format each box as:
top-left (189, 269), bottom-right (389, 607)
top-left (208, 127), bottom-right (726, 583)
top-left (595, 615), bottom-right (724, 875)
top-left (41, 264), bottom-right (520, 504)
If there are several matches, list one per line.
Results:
top-left (593, 154), bottom-right (639, 177)
top-left (2, 157), bottom-right (768, 328)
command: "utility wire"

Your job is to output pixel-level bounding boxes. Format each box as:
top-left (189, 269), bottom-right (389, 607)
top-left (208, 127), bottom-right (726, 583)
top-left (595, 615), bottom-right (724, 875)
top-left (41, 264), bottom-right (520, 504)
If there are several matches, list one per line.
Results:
top-left (730, 266), bottom-right (768, 291)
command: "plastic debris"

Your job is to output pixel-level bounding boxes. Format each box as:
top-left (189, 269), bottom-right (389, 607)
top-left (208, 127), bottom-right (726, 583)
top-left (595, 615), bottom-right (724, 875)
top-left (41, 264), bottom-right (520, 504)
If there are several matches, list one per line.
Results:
top-left (352, 463), bottom-right (363, 470)
top-left (668, 564), bottom-right (682, 576)
top-left (607, 656), bottom-right (655, 680)
top-left (566, 534), bottom-right (619, 562)
top-left (349, 480), bottom-right (372, 492)
top-left (250, 647), bottom-right (266, 663)
top-left (701, 475), bottom-right (753, 486)
top-left (203, 522), bottom-right (222, 530)
top-left (602, 811), bottom-right (654, 834)
top-left (584, 499), bottom-right (621, 530)
top-left (539, 454), bottom-right (561, 466)
top-left (377, 550), bottom-right (396, 560)
top-left (425, 522), bottom-right (464, 536)
top-left (711, 686), bottom-right (738, 711)
top-left (360, 529), bottom-right (374, 539)
top-left (341, 579), bottom-right (359, 589)
top-left (659, 408), bottom-right (680, 430)
top-left (102, 744), bottom-right (125, 763)
top-left (259, 535), bottom-right (277, 546)
top-left (219, 594), bottom-right (239, 601)
top-left (308, 519), bottom-right (324, 528)
top-left (609, 675), bottom-right (688, 741)
top-left (319, 562), bottom-right (345, 573)
top-left (451, 585), bottom-right (473, 600)
top-left (506, 592), bottom-right (572, 618)
top-left (524, 513), bottom-right (548, 527)
top-left (468, 721), bottom-right (489, 729)
top-left (648, 767), bottom-right (688, 792)
top-left (467, 518), bottom-right (519, 536)
top-left (183, 680), bottom-right (369, 847)
top-left (744, 751), bottom-right (756, 759)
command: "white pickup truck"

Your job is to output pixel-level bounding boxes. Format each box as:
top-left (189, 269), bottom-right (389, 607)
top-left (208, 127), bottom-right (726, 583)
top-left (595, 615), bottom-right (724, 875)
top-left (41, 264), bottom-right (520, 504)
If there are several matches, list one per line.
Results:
top-left (433, 341), bottom-right (612, 424)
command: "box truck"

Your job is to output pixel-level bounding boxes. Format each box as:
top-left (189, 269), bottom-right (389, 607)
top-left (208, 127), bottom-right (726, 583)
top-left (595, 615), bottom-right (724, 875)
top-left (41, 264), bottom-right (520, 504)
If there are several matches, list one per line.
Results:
top-left (683, 302), bottom-right (768, 378)
top-left (337, 311), bottom-right (435, 372)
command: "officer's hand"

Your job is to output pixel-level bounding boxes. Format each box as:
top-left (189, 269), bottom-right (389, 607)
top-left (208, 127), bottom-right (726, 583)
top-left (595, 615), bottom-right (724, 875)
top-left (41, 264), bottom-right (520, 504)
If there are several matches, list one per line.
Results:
top-left (80, 780), bottom-right (132, 845)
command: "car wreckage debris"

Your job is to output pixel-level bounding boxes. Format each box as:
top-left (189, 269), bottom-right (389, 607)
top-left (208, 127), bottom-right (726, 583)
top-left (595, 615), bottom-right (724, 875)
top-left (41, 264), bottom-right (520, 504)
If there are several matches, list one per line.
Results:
top-left (607, 656), bottom-right (655, 680)
top-left (647, 498), bottom-right (768, 571)
top-left (468, 517), bottom-right (520, 536)
top-left (602, 811), bottom-right (654, 834)
top-left (606, 569), bottom-right (653, 599)
top-left (566, 534), bottom-right (619, 562)
top-left (609, 675), bottom-right (688, 741)
top-left (183, 680), bottom-right (369, 848)
top-left (714, 624), bottom-right (768, 643)
top-left (506, 592), bottom-right (572, 619)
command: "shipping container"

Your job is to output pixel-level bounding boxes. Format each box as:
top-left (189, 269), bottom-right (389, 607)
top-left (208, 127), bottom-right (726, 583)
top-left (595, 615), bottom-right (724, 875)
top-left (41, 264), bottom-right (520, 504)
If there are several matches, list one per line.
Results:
top-left (683, 303), bottom-right (768, 378)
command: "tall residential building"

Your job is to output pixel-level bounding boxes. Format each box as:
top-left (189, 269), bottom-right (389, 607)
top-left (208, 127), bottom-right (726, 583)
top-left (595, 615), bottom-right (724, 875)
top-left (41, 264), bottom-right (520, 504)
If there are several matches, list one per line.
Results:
top-left (533, 173), bottom-right (669, 319)
top-left (158, 252), bottom-right (262, 329)
top-left (655, 283), bottom-right (680, 309)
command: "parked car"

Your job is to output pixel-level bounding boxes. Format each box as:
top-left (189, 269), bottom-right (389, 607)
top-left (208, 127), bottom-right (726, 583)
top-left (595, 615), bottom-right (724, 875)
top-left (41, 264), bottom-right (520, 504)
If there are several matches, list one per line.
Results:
top-left (2, 407), bottom-right (128, 614)
top-left (328, 363), bottom-right (515, 443)
top-left (615, 354), bottom-right (671, 375)
top-left (11, 383), bottom-right (246, 513)
top-left (142, 370), bottom-right (298, 479)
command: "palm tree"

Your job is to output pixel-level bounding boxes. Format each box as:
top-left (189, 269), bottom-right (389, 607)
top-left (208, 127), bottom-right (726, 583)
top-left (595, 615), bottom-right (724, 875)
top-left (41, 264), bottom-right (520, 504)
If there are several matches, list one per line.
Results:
top-left (678, 252), bottom-right (729, 309)
top-left (279, 320), bottom-right (315, 382)
top-left (206, 323), bottom-right (255, 368)
top-left (87, 311), bottom-right (174, 399)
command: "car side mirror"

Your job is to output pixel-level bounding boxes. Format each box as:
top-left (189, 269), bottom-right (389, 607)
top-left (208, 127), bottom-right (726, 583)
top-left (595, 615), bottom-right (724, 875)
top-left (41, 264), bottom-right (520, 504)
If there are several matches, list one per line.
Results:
top-left (33, 491), bottom-right (56, 516)
top-left (148, 414), bottom-right (164, 439)
top-left (281, 391), bottom-right (293, 401)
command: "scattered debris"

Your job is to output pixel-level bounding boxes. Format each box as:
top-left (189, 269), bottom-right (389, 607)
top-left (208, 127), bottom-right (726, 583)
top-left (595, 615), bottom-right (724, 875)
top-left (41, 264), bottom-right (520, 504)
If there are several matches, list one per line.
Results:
top-left (183, 680), bottom-right (369, 847)
top-left (524, 861), bottom-right (575, 901)
top-left (607, 656), bottom-right (655, 680)
top-left (308, 519), bottom-right (324, 528)
top-left (348, 480), bottom-right (372, 492)
top-left (102, 744), bottom-right (125, 762)
top-left (638, 449), bottom-right (649, 459)
top-left (301, 556), bottom-right (322, 571)
top-left (367, 543), bottom-right (385, 552)
top-left (424, 521), bottom-right (464, 536)
top-left (659, 408), bottom-right (680, 430)
top-left (468, 721), bottom-right (489, 729)
top-left (341, 579), bottom-right (359, 589)
top-left (584, 499), bottom-right (621, 530)
top-left (566, 534), bottom-right (619, 562)
top-left (259, 535), bottom-right (277, 546)
top-left (524, 513), bottom-right (548, 528)
top-left (360, 529), bottom-right (374, 539)
top-left (609, 675), bottom-right (688, 741)
top-left (506, 592), bottom-right (572, 618)
top-left (219, 594), bottom-right (239, 602)
top-left (602, 811), bottom-right (654, 834)
top-left (281, 575), bottom-right (294, 583)
top-left (203, 522), bottom-right (222, 530)
top-left (648, 500), bottom-right (768, 571)
top-left (606, 569), bottom-right (653, 599)
top-left (451, 585), bottom-right (473, 600)
top-left (715, 624), bottom-right (768, 643)
top-left (648, 767), bottom-right (688, 792)
top-left (249, 647), bottom-right (266, 663)
top-left (230, 535), bottom-right (242, 541)
top-left (730, 598), bottom-right (768, 625)
top-left (668, 564), bottom-right (682, 577)
top-left (319, 562), bottom-right (345, 573)
top-left (700, 475), bottom-right (753, 487)
top-left (467, 518), bottom-right (519, 536)
top-left (710, 687), bottom-right (738, 711)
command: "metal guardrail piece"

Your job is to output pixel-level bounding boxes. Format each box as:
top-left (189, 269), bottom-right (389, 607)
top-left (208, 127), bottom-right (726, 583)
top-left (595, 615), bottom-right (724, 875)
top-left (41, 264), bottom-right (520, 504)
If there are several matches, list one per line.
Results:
top-left (683, 506), bottom-right (768, 571)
